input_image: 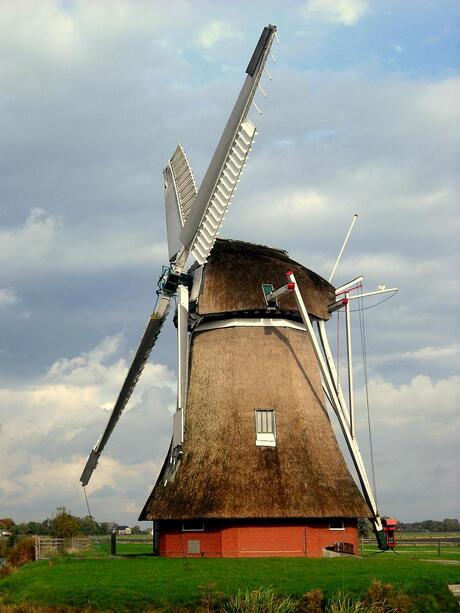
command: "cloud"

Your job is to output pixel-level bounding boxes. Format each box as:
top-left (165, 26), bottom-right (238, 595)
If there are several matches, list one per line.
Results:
top-left (350, 373), bottom-right (460, 520)
top-left (0, 288), bottom-right (19, 308)
top-left (302, 0), bottom-right (368, 25)
top-left (358, 374), bottom-right (459, 429)
top-left (0, 334), bottom-right (175, 522)
top-left (196, 20), bottom-right (240, 49)
top-left (0, 208), bottom-right (167, 281)
top-left (0, 209), bottom-right (59, 273)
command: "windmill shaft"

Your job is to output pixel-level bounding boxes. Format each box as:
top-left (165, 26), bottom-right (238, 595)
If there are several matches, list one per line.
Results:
top-left (80, 294), bottom-right (171, 486)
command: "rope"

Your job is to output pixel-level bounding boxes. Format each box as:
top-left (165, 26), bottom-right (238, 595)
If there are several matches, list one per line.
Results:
top-left (357, 287), bottom-right (378, 507)
top-left (83, 486), bottom-right (111, 556)
top-left (350, 291), bottom-right (397, 312)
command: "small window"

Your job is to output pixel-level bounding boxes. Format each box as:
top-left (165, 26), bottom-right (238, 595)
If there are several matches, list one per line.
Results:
top-left (255, 409), bottom-right (276, 447)
top-left (182, 521), bottom-right (204, 532)
top-left (329, 519), bottom-right (345, 531)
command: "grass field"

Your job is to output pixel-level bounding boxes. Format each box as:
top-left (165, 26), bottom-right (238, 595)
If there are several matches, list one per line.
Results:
top-left (1, 542), bottom-right (460, 612)
top-left (361, 543), bottom-right (460, 561)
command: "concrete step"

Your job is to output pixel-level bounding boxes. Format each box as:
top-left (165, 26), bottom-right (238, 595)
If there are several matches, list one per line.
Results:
top-left (448, 584), bottom-right (460, 604)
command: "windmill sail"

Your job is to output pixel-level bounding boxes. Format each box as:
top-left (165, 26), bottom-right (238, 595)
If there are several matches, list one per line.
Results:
top-left (80, 25), bottom-right (277, 487)
top-left (180, 25), bottom-right (277, 265)
top-left (164, 144), bottom-right (197, 261)
top-left (80, 293), bottom-right (172, 486)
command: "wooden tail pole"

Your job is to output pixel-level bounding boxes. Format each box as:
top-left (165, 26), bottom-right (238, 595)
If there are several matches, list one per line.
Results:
top-left (286, 271), bottom-right (388, 550)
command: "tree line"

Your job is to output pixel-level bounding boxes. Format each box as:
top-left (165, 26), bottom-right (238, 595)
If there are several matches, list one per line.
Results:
top-left (398, 518), bottom-right (459, 533)
top-left (0, 508), bottom-right (148, 539)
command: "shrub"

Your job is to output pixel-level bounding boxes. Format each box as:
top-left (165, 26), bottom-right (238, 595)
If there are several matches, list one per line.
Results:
top-left (198, 582), bottom-right (223, 612)
top-left (365, 580), bottom-right (411, 612)
top-left (222, 586), bottom-right (298, 613)
top-left (51, 509), bottom-right (80, 539)
top-left (0, 563), bottom-right (15, 578)
top-left (7, 537), bottom-right (35, 567)
top-left (304, 588), bottom-right (324, 612)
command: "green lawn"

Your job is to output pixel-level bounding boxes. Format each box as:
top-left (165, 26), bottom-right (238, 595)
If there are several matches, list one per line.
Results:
top-left (362, 543), bottom-right (460, 561)
top-left (1, 552), bottom-right (459, 612)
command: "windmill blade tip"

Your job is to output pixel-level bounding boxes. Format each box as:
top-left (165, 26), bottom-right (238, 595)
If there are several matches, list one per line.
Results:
top-left (80, 448), bottom-right (99, 486)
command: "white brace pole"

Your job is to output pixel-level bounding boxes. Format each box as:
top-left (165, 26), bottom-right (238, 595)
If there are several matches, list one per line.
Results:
top-left (176, 284), bottom-right (189, 444)
top-left (317, 317), bottom-right (382, 531)
top-left (329, 214), bottom-right (358, 283)
top-left (287, 273), bottom-right (382, 532)
top-left (316, 316), bottom-right (351, 431)
top-left (347, 287), bottom-right (398, 301)
top-left (345, 293), bottom-right (355, 438)
top-left (335, 275), bottom-right (364, 296)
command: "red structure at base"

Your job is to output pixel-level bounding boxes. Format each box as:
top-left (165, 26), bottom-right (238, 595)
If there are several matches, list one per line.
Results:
top-left (382, 518), bottom-right (397, 550)
top-left (155, 519), bottom-right (359, 558)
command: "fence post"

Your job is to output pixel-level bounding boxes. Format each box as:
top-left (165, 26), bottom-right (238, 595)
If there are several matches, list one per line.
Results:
top-left (438, 540), bottom-right (441, 559)
top-left (35, 535), bottom-right (39, 561)
top-left (111, 530), bottom-right (116, 555)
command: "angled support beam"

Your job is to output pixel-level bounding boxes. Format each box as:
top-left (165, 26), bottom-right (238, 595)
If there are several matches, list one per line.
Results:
top-left (286, 272), bottom-right (384, 542)
top-left (262, 281), bottom-right (295, 307)
top-left (344, 292), bottom-right (355, 438)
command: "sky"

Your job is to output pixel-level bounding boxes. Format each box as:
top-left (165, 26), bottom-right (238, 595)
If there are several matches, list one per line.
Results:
top-left (0, 0), bottom-right (459, 527)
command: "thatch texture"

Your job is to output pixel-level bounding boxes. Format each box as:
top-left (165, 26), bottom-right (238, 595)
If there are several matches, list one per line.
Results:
top-left (195, 239), bottom-right (335, 320)
top-left (140, 325), bottom-right (369, 521)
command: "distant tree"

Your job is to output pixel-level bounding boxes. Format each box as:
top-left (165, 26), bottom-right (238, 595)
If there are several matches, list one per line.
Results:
top-left (0, 518), bottom-right (15, 530)
top-left (51, 507), bottom-right (80, 539)
top-left (357, 518), bottom-right (373, 538)
top-left (441, 518), bottom-right (459, 532)
top-left (130, 525), bottom-right (144, 534)
top-left (79, 515), bottom-right (103, 535)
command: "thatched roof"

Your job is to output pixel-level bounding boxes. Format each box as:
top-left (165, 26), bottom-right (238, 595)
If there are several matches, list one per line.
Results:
top-left (140, 325), bottom-right (369, 521)
top-left (195, 239), bottom-right (335, 321)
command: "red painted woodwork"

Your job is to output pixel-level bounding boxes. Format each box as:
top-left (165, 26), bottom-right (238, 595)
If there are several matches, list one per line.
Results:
top-left (158, 519), bottom-right (358, 558)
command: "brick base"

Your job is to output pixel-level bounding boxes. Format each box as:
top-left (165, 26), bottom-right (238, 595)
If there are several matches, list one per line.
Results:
top-left (158, 519), bottom-right (358, 558)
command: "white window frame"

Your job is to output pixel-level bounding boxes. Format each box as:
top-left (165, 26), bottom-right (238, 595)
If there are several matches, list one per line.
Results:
top-left (255, 409), bottom-right (276, 447)
top-left (329, 519), bottom-right (345, 531)
top-left (181, 521), bottom-right (204, 532)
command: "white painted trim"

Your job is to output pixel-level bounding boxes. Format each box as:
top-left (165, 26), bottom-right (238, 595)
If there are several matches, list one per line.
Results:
top-left (192, 317), bottom-right (306, 334)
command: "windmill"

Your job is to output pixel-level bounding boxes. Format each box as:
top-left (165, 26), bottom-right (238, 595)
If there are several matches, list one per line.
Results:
top-left (81, 25), bottom-right (397, 557)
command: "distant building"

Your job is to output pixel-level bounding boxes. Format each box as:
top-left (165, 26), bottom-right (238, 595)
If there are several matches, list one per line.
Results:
top-left (116, 525), bottom-right (131, 535)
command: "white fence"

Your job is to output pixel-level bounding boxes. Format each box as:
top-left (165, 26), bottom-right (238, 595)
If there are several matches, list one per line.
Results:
top-left (35, 536), bottom-right (92, 560)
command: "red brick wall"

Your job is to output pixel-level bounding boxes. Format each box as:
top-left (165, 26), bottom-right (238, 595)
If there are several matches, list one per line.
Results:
top-left (233, 525), bottom-right (306, 557)
top-left (159, 519), bottom-right (357, 558)
top-left (306, 520), bottom-right (358, 557)
top-left (159, 522), bottom-right (222, 557)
